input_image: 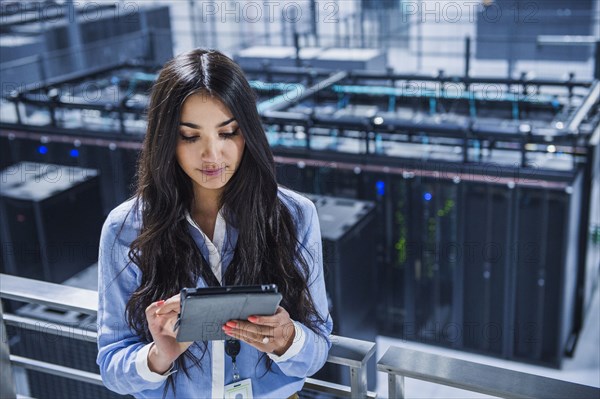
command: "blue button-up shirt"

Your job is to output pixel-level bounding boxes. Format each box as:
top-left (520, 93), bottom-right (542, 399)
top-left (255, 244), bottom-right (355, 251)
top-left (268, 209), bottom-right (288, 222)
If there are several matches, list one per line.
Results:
top-left (96, 187), bottom-right (333, 398)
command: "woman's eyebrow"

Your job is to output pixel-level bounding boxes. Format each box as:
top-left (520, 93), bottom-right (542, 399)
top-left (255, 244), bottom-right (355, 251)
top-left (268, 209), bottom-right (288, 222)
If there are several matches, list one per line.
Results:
top-left (179, 117), bottom-right (236, 130)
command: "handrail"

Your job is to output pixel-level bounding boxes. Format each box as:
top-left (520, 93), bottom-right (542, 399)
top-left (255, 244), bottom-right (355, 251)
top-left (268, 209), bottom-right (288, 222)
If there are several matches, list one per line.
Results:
top-left (0, 274), bottom-right (97, 315)
top-left (0, 273), bottom-right (376, 398)
top-left (377, 345), bottom-right (600, 399)
top-left (304, 378), bottom-right (376, 398)
top-left (537, 35), bottom-right (599, 45)
top-left (328, 335), bottom-right (377, 369)
top-left (10, 355), bottom-right (104, 386)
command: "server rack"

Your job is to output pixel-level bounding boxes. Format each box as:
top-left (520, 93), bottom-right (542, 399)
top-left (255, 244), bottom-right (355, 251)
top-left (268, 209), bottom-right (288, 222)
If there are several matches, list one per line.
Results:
top-left (462, 183), bottom-right (511, 357)
top-left (299, 192), bottom-right (378, 391)
top-left (283, 159), bottom-right (584, 367)
top-left (512, 180), bottom-right (581, 366)
top-left (0, 162), bottom-right (103, 284)
top-left (0, 134), bottom-right (140, 215)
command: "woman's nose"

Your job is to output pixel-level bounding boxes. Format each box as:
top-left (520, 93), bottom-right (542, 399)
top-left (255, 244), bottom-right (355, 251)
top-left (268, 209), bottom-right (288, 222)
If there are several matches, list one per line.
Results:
top-left (201, 137), bottom-right (219, 162)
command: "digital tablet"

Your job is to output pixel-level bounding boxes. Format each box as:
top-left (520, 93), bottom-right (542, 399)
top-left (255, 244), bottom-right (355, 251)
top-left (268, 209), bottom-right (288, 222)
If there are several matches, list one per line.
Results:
top-left (175, 284), bottom-right (283, 342)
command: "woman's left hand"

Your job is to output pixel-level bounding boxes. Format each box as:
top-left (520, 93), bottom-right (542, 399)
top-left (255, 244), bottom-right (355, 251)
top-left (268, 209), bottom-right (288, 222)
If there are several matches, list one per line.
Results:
top-left (222, 306), bottom-right (296, 356)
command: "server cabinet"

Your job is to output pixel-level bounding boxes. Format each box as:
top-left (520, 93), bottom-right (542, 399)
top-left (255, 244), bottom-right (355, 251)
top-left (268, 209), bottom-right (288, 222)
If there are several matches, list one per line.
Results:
top-left (270, 146), bottom-right (587, 367)
top-left (0, 136), bottom-right (139, 215)
top-left (512, 177), bottom-right (581, 366)
top-left (0, 162), bottom-right (103, 283)
top-left (304, 193), bottom-right (378, 391)
top-left (409, 179), bottom-right (459, 346)
top-left (476, 0), bottom-right (594, 62)
top-left (462, 183), bottom-right (512, 357)
top-left (380, 175), bottom-right (410, 333)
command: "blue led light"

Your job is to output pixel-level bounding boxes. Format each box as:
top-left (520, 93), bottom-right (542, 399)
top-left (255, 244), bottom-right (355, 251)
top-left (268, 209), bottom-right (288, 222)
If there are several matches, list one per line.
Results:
top-left (38, 145), bottom-right (48, 154)
top-left (376, 180), bottom-right (385, 196)
top-left (69, 149), bottom-right (79, 158)
top-left (424, 192), bottom-right (432, 201)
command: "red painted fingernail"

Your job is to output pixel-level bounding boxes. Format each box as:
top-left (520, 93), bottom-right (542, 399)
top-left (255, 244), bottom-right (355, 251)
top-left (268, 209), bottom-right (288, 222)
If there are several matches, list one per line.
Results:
top-left (226, 321), bottom-right (237, 328)
top-left (248, 316), bottom-right (257, 323)
top-left (223, 325), bottom-right (232, 332)
top-left (156, 300), bottom-right (165, 306)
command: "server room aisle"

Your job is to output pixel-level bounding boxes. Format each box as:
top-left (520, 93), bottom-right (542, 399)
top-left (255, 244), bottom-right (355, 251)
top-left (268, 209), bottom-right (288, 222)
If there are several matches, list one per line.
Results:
top-left (375, 282), bottom-right (600, 398)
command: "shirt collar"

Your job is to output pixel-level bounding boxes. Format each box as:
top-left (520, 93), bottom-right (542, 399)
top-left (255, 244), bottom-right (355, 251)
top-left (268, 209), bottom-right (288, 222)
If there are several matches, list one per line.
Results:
top-left (184, 209), bottom-right (227, 284)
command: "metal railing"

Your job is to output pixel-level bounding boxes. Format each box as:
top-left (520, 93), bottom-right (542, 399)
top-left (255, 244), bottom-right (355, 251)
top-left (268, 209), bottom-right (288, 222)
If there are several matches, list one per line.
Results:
top-left (377, 345), bottom-right (600, 399)
top-left (0, 273), bottom-right (376, 398)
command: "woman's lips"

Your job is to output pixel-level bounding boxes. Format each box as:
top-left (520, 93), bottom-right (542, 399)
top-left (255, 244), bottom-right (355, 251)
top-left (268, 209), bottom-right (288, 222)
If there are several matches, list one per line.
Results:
top-left (200, 168), bottom-right (224, 176)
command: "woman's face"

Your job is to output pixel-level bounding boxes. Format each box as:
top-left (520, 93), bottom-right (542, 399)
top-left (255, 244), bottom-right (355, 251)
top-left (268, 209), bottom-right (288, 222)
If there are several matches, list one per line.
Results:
top-left (175, 92), bottom-right (245, 197)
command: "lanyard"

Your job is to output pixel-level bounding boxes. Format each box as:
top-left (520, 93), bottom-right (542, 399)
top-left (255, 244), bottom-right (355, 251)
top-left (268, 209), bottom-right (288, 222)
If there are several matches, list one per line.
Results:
top-left (224, 338), bottom-right (241, 382)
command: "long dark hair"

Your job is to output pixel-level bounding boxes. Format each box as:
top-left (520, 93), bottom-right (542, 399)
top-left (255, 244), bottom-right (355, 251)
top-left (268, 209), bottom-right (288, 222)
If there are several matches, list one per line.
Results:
top-left (120, 49), bottom-right (326, 396)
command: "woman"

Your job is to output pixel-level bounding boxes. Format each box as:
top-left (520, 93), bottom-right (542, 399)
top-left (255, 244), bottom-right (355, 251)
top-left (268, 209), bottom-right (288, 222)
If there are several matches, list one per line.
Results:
top-left (96, 49), bottom-right (333, 398)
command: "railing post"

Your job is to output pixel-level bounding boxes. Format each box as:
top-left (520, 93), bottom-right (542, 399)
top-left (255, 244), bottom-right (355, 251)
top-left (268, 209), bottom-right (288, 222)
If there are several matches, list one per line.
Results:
top-left (388, 374), bottom-right (405, 399)
top-left (0, 301), bottom-right (17, 399)
top-left (349, 365), bottom-right (367, 398)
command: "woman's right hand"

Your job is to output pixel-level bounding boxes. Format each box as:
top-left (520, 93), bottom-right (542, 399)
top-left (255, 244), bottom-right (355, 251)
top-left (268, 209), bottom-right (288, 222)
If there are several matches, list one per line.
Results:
top-left (144, 293), bottom-right (193, 373)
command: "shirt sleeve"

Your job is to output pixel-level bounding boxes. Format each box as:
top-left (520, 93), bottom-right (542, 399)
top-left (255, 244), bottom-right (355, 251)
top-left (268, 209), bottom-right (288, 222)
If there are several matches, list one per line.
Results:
top-left (267, 321), bottom-right (306, 363)
top-left (135, 343), bottom-right (177, 381)
top-left (95, 209), bottom-right (172, 394)
top-left (271, 199), bottom-right (334, 377)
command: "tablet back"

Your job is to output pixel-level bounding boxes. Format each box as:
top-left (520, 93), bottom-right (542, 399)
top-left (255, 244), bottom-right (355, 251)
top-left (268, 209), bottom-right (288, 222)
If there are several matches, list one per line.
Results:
top-left (176, 292), bottom-right (283, 341)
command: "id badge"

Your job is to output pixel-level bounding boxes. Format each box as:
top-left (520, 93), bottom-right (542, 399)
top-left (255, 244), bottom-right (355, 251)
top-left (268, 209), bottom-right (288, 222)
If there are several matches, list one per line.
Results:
top-left (224, 378), bottom-right (253, 399)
